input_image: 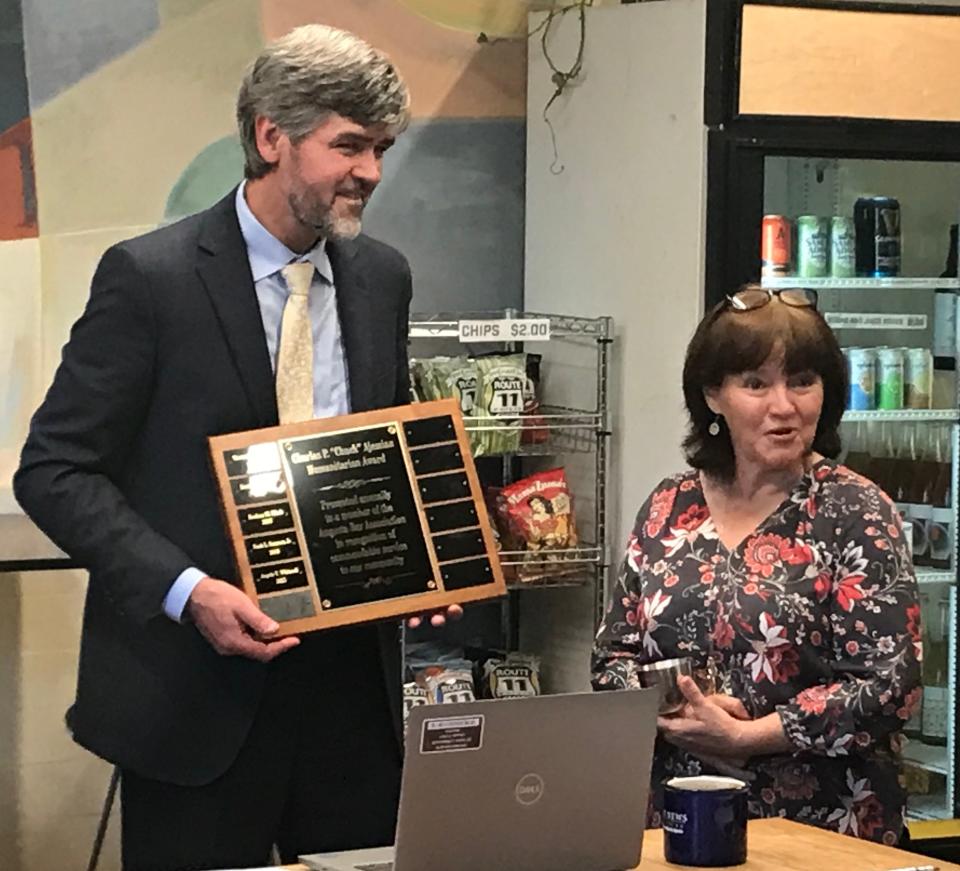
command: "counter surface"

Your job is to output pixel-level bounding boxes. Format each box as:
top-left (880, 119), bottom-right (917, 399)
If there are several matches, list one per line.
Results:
top-left (286, 817), bottom-right (960, 870)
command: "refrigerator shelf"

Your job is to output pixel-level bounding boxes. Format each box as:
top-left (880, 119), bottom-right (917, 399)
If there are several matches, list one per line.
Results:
top-left (841, 409), bottom-right (959, 423)
top-left (916, 570), bottom-right (957, 586)
top-left (904, 741), bottom-right (950, 776)
top-left (762, 277), bottom-right (960, 291)
top-left (907, 792), bottom-right (951, 822)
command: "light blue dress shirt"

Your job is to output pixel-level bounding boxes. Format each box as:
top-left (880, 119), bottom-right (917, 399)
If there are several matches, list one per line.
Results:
top-left (162, 183), bottom-right (351, 622)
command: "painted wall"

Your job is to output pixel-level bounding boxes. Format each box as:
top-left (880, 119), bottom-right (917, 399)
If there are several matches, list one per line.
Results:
top-left (524, 1), bottom-right (708, 692)
top-left (0, 2), bottom-right (526, 867)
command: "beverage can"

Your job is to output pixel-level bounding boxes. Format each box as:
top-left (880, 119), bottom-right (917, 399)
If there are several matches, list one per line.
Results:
top-left (904, 347), bottom-right (933, 409)
top-left (796, 216), bottom-right (829, 278)
top-left (933, 290), bottom-right (957, 357)
top-left (907, 502), bottom-right (933, 564)
top-left (929, 506), bottom-right (953, 570)
top-left (830, 216), bottom-right (856, 277)
top-left (875, 347), bottom-right (904, 409)
top-left (854, 197), bottom-right (901, 277)
top-left (846, 347), bottom-right (876, 410)
top-left (761, 215), bottom-right (791, 276)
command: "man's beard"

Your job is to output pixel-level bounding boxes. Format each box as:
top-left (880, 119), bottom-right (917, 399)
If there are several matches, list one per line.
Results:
top-left (288, 187), bottom-right (366, 241)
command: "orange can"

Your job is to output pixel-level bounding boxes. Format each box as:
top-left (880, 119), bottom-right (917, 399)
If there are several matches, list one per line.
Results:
top-left (761, 215), bottom-right (791, 276)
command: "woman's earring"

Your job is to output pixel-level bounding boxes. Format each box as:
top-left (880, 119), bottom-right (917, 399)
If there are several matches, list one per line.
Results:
top-left (708, 415), bottom-right (721, 437)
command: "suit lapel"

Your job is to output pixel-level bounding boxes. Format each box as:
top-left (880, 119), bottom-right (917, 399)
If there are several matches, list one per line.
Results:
top-left (329, 238), bottom-right (376, 413)
top-left (196, 192), bottom-right (278, 428)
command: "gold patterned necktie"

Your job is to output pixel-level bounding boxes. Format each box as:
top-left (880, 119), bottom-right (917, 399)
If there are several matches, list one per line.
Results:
top-left (275, 261), bottom-right (316, 424)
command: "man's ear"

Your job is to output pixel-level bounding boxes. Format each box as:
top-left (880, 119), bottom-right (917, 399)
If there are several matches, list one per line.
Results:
top-left (254, 116), bottom-right (285, 168)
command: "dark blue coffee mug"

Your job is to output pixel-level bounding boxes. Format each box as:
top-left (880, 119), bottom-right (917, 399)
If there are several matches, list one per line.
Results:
top-left (662, 775), bottom-right (748, 867)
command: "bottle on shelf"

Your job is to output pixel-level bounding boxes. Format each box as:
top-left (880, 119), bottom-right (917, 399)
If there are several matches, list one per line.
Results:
top-left (947, 224), bottom-right (960, 278)
top-left (892, 423), bottom-right (916, 504)
top-left (920, 592), bottom-right (950, 747)
top-left (898, 425), bottom-right (920, 501)
top-left (842, 421), bottom-right (871, 477)
top-left (933, 225), bottom-right (958, 361)
top-left (906, 424), bottom-right (937, 568)
top-left (870, 421), bottom-right (903, 499)
top-left (927, 425), bottom-right (953, 571)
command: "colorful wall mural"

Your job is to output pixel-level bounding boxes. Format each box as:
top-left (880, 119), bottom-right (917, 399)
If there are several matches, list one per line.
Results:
top-left (0, 0), bottom-right (528, 509)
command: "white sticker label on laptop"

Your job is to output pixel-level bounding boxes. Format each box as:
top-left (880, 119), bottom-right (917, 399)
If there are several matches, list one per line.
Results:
top-left (420, 714), bottom-right (484, 753)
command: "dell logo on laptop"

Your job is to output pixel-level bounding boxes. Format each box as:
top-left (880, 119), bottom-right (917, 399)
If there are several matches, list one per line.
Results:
top-left (515, 773), bottom-right (545, 805)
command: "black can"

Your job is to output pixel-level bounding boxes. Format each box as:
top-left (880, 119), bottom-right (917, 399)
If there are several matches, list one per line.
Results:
top-left (854, 196), bottom-right (901, 277)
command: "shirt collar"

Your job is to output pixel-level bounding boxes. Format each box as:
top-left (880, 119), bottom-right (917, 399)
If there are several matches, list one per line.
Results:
top-left (234, 181), bottom-right (333, 284)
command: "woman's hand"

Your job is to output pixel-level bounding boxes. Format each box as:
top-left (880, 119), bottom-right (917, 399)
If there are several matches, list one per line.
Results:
top-left (702, 693), bottom-right (751, 721)
top-left (658, 675), bottom-right (751, 761)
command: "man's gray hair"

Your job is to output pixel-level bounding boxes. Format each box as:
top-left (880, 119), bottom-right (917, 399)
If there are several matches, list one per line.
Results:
top-left (237, 24), bottom-right (411, 179)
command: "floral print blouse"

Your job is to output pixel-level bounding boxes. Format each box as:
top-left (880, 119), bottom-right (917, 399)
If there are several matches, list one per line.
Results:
top-left (592, 460), bottom-right (922, 845)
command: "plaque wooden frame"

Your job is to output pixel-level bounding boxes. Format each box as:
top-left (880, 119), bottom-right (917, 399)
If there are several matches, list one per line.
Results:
top-left (209, 399), bottom-right (506, 635)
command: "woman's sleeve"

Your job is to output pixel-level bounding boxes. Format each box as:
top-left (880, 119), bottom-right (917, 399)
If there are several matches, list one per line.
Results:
top-left (591, 492), bottom-right (656, 691)
top-left (776, 481), bottom-right (922, 756)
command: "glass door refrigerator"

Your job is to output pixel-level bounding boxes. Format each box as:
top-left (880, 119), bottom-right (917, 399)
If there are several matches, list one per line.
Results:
top-left (705, 0), bottom-right (960, 822)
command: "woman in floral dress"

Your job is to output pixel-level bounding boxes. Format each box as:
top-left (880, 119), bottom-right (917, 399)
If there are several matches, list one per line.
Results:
top-left (593, 286), bottom-right (921, 845)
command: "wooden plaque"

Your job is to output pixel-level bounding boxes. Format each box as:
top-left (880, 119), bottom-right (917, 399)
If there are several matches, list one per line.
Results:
top-left (208, 399), bottom-right (506, 634)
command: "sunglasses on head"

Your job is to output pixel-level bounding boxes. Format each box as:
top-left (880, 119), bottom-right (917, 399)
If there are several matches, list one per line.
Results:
top-left (725, 287), bottom-right (818, 311)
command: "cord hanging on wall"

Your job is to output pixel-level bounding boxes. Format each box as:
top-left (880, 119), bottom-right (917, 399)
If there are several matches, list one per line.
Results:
top-left (477, 1), bottom-right (595, 175)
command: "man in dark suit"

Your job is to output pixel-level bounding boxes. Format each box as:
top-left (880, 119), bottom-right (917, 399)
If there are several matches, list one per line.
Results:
top-left (14, 24), bottom-right (456, 870)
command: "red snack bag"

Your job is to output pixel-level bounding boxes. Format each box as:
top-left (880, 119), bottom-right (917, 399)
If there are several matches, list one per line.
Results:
top-left (497, 469), bottom-right (578, 581)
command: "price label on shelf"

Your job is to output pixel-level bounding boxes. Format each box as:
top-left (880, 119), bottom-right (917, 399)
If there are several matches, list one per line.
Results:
top-left (458, 318), bottom-right (551, 343)
top-left (825, 312), bottom-right (927, 330)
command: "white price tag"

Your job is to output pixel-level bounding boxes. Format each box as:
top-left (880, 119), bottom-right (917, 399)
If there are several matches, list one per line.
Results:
top-left (825, 312), bottom-right (927, 330)
top-left (458, 318), bottom-right (551, 343)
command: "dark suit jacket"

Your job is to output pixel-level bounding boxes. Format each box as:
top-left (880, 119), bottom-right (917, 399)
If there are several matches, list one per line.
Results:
top-left (14, 190), bottom-right (412, 786)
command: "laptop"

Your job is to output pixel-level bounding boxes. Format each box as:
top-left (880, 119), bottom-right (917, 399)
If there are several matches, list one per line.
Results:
top-left (300, 688), bottom-right (658, 871)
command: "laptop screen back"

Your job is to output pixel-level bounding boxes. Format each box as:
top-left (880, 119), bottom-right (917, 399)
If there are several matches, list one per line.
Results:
top-left (393, 689), bottom-right (658, 871)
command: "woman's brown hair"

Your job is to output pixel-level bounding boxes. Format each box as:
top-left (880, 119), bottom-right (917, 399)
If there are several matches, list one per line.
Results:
top-left (682, 286), bottom-right (847, 482)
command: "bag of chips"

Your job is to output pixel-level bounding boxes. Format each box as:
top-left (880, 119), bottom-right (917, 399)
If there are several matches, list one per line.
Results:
top-left (409, 356), bottom-right (444, 403)
top-left (473, 354), bottom-right (527, 455)
top-left (403, 681), bottom-right (432, 721)
top-left (405, 641), bottom-right (466, 680)
top-left (416, 661), bottom-right (477, 704)
top-left (521, 353), bottom-right (548, 446)
top-left (497, 468), bottom-right (579, 581)
top-left (483, 652), bottom-right (542, 699)
top-left (412, 353), bottom-right (545, 457)
top-left (409, 356), bottom-right (482, 453)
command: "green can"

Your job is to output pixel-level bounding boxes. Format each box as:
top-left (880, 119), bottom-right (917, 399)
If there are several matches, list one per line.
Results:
top-left (830, 216), bottom-right (856, 277)
top-left (876, 347), bottom-right (904, 410)
top-left (796, 216), bottom-right (829, 278)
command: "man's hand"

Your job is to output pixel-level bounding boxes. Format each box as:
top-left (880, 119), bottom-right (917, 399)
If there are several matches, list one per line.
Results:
top-left (406, 604), bottom-right (464, 630)
top-left (186, 577), bottom-right (300, 662)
